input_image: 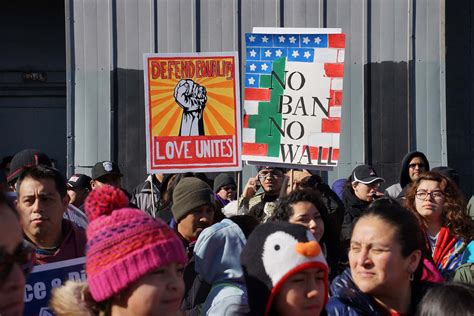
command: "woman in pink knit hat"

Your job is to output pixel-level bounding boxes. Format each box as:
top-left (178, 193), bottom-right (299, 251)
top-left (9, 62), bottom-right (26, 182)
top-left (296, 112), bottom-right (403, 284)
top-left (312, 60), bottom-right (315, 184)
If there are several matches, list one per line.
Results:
top-left (50, 185), bottom-right (187, 316)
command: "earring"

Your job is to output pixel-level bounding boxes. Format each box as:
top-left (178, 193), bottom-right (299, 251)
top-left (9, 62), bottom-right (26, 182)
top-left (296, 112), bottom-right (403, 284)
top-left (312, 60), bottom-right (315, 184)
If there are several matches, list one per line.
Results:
top-left (409, 273), bottom-right (414, 281)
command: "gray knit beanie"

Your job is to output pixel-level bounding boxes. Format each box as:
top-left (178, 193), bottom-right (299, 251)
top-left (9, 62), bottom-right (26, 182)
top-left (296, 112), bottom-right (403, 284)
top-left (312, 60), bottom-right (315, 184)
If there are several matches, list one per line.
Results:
top-left (213, 173), bottom-right (236, 192)
top-left (172, 177), bottom-right (215, 223)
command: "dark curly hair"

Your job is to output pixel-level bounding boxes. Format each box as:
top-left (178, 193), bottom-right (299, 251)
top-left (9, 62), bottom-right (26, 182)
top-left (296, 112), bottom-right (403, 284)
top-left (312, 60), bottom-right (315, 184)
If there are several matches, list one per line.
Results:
top-left (405, 171), bottom-right (474, 241)
top-left (269, 188), bottom-right (340, 280)
top-left (269, 188), bottom-right (327, 224)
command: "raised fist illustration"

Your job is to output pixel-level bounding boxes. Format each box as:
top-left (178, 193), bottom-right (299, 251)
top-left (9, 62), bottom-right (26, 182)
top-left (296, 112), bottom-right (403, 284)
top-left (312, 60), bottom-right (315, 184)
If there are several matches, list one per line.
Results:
top-left (174, 79), bottom-right (207, 136)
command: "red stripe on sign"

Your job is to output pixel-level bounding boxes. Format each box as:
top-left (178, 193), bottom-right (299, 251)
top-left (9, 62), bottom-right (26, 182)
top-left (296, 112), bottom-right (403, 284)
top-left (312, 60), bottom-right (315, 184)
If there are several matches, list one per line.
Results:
top-left (322, 148), bottom-right (329, 161)
top-left (309, 146), bottom-right (319, 161)
top-left (322, 118), bottom-right (341, 133)
top-left (332, 148), bottom-right (339, 161)
top-left (243, 114), bottom-right (249, 128)
top-left (245, 88), bottom-right (270, 101)
top-left (324, 64), bottom-right (344, 77)
top-left (329, 90), bottom-right (343, 106)
top-left (243, 143), bottom-right (268, 156)
top-left (328, 34), bottom-right (346, 48)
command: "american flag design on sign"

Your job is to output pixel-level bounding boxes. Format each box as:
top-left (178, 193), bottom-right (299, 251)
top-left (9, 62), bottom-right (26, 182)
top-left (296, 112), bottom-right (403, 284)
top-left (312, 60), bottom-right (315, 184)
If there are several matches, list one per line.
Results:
top-left (242, 32), bottom-right (345, 167)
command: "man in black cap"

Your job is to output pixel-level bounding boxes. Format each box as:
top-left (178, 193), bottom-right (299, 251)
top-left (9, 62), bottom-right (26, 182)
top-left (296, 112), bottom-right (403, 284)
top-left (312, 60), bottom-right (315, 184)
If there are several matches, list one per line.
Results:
top-left (90, 161), bottom-right (123, 190)
top-left (6, 149), bottom-right (88, 229)
top-left (66, 174), bottom-right (92, 210)
top-left (90, 161), bottom-right (137, 208)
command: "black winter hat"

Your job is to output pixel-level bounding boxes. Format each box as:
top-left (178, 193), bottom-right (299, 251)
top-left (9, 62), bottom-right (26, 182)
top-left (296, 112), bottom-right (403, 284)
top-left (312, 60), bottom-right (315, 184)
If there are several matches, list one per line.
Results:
top-left (213, 173), bottom-right (236, 192)
top-left (240, 222), bottom-right (328, 316)
top-left (171, 177), bottom-right (215, 223)
top-left (7, 149), bottom-right (52, 183)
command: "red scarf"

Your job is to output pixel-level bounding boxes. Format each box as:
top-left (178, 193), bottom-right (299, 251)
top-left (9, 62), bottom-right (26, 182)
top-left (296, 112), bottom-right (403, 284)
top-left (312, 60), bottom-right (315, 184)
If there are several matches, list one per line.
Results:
top-left (430, 227), bottom-right (457, 267)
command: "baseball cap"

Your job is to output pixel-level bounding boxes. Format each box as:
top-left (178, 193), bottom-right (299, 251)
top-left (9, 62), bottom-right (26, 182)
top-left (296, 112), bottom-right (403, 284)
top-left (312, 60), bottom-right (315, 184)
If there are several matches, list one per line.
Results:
top-left (67, 174), bottom-right (92, 190)
top-left (7, 149), bottom-right (52, 183)
top-left (351, 165), bottom-right (384, 184)
top-left (91, 161), bottom-right (123, 180)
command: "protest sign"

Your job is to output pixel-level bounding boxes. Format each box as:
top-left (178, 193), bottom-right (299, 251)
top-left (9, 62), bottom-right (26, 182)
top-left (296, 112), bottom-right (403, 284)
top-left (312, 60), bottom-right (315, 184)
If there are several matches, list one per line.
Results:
top-left (242, 28), bottom-right (346, 169)
top-left (23, 257), bottom-right (86, 316)
top-left (144, 52), bottom-right (242, 173)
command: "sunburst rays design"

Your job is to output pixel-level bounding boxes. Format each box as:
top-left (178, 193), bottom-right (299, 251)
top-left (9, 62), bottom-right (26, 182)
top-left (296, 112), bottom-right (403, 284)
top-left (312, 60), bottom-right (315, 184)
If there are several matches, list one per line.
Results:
top-left (148, 58), bottom-right (236, 136)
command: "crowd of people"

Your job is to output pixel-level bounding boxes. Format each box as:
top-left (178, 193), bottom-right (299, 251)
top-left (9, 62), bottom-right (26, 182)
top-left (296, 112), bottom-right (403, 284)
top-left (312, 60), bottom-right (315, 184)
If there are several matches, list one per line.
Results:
top-left (0, 148), bottom-right (473, 315)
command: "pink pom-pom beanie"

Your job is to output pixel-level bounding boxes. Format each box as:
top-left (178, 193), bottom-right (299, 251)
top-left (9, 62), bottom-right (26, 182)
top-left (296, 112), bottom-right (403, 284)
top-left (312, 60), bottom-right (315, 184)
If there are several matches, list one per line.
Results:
top-left (84, 185), bottom-right (187, 302)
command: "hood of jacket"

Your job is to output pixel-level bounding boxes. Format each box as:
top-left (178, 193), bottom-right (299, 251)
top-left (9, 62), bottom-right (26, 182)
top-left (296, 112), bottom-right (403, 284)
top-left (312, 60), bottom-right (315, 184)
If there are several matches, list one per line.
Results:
top-left (399, 151), bottom-right (430, 188)
top-left (194, 218), bottom-right (247, 284)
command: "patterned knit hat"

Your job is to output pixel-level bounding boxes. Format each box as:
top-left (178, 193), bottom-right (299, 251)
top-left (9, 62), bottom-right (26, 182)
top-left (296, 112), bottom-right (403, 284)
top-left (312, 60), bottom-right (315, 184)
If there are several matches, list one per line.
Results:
top-left (240, 222), bottom-right (328, 316)
top-left (84, 185), bottom-right (187, 302)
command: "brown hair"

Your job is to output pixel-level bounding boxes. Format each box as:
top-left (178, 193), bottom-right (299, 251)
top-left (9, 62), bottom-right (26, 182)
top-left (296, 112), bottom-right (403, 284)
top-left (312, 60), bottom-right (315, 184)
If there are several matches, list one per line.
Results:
top-left (405, 171), bottom-right (474, 241)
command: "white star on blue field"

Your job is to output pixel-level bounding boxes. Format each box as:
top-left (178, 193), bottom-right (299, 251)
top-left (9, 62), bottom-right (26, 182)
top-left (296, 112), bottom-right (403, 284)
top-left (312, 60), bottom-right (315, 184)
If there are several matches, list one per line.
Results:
top-left (245, 33), bottom-right (328, 88)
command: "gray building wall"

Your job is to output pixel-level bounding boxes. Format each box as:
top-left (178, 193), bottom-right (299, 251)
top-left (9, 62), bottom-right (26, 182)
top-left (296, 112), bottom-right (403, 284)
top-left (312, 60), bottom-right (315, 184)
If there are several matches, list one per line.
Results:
top-left (67, 0), bottom-right (448, 193)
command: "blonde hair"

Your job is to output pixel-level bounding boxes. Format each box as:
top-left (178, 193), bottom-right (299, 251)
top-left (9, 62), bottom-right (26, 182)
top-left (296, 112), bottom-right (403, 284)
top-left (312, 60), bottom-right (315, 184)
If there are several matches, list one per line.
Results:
top-left (50, 281), bottom-right (110, 316)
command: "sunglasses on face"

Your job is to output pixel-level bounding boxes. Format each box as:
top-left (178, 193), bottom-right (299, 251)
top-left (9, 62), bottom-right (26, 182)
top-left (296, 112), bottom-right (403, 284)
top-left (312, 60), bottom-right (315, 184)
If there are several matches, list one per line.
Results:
top-left (0, 240), bottom-right (35, 282)
top-left (409, 163), bottom-right (425, 169)
top-left (258, 170), bottom-right (283, 179)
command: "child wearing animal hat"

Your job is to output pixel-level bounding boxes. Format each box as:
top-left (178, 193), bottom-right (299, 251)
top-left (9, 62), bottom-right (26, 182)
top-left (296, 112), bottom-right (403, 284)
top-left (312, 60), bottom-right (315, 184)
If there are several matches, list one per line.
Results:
top-left (50, 185), bottom-right (187, 316)
top-left (240, 221), bottom-right (329, 316)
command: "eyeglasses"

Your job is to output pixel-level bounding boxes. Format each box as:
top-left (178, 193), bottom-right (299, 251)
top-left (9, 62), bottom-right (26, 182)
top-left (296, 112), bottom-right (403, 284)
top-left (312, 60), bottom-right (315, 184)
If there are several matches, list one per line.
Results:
top-left (258, 170), bottom-right (283, 179)
top-left (0, 240), bottom-right (35, 282)
top-left (409, 163), bottom-right (425, 169)
top-left (415, 190), bottom-right (445, 200)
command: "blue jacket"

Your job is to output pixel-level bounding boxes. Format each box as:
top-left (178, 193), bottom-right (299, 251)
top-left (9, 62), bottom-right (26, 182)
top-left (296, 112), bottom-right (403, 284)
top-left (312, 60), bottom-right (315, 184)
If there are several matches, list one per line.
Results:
top-left (326, 269), bottom-right (432, 316)
top-left (194, 219), bottom-right (249, 315)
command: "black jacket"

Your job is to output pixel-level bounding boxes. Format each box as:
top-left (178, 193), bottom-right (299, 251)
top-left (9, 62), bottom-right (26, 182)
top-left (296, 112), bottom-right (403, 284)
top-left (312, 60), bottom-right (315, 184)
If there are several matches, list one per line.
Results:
top-left (180, 238), bottom-right (211, 315)
top-left (341, 186), bottom-right (370, 245)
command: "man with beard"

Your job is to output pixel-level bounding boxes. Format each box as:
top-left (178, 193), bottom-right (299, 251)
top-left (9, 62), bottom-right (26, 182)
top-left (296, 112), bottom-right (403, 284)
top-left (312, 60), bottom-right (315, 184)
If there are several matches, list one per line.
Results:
top-left (384, 151), bottom-right (430, 199)
top-left (238, 166), bottom-right (286, 222)
top-left (171, 177), bottom-right (215, 315)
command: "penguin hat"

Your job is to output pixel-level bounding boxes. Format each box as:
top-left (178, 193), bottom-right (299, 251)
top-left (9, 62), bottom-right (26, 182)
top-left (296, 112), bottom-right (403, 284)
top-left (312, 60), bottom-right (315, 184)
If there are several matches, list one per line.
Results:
top-left (241, 222), bottom-right (328, 316)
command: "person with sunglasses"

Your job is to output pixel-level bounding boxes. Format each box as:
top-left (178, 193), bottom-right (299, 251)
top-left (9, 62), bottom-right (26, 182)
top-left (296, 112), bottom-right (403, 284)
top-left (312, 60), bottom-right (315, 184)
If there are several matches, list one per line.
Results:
top-left (385, 151), bottom-right (430, 199)
top-left (0, 192), bottom-right (34, 316)
top-left (405, 171), bottom-right (474, 280)
top-left (238, 166), bottom-right (286, 222)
